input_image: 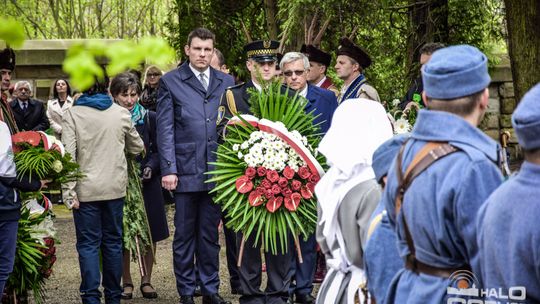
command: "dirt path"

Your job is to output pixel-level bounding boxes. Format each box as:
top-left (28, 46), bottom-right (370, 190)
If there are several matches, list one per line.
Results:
top-left (44, 204), bottom-right (237, 304)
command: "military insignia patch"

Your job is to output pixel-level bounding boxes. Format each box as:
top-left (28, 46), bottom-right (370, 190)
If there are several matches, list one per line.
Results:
top-left (217, 106), bottom-right (225, 125)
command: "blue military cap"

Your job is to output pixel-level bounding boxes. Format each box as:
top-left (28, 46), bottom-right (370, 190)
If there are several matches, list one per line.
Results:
top-left (512, 83), bottom-right (540, 151)
top-left (372, 134), bottom-right (410, 183)
top-left (244, 40), bottom-right (279, 63)
top-left (422, 45), bottom-right (490, 100)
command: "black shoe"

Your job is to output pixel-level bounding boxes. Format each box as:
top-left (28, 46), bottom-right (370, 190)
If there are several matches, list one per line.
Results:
top-left (295, 293), bottom-right (315, 304)
top-left (140, 282), bottom-right (158, 299)
top-left (230, 286), bottom-right (242, 295)
top-left (180, 295), bottom-right (195, 304)
top-left (194, 285), bottom-right (202, 297)
top-left (121, 283), bottom-right (134, 300)
top-left (287, 296), bottom-right (295, 304)
top-left (202, 293), bottom-right (231, 304)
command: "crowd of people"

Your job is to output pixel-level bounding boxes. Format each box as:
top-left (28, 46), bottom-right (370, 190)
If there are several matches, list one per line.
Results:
top-left (0, 25), bottom-right (539, 304)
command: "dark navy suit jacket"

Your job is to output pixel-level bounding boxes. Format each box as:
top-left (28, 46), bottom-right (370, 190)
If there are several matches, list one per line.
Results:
top-left (305, 84), bottom-right (338, 133)
top-left (156, 62), bottom-right (235, 192)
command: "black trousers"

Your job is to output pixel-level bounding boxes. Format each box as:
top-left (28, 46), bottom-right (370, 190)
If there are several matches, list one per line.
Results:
top-left (238, 232), bottom-right (295, 304)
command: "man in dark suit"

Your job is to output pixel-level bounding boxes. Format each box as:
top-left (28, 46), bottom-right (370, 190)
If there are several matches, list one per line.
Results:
top-left (156, 28), bottom-right (234, 304)
top-left (10, 80), bottom-right (49, 131)
top-left (280, 52), bottom-right (337, 304)
top-left (218, 40), bottom-right (297, 304)
top-left (300, 44), bottom-right (339, 96)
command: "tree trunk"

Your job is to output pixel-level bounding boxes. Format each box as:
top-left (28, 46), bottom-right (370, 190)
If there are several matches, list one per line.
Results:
top-left (504, 0), bottom-right (540, 101)
top-left (264, 0), bottom-right (279, 40)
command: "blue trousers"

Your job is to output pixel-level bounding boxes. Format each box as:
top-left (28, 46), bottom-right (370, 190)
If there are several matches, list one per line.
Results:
top-left (173, 191), bottom-right (222, 296)
top-left (290, 233), bottom-right (317, 296)
top-left (73, 199), bottom-right (124, 304)
top-left (0, 220), bottom-right (18, 295)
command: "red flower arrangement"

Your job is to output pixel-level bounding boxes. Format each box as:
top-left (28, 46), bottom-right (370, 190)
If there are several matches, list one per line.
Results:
top-left (237, 165), bottom-right (318, 213)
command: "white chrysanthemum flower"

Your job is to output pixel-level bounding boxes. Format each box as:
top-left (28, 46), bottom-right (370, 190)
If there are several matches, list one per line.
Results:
top-left (240, 141), bottom-right (249, 149)
top-left (394, 118), bottom-right (411, 134)
top-left (238, 151), bottom-right (244, 159)
top-left (392, 98), bottom-right (401, 107)
top-left (232, 144), bottom-right (240, 151)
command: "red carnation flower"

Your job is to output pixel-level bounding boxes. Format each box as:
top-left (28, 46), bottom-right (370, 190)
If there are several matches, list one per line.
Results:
top-left (43, 268), bottom-right (53, 278)
top-left (306, 182), bottom-right (316, 193)
top-left (249, 191), bottom-right (264, 206)
top-left (266, 170), bottom-right (280, 183)
top-left (300, 185), bottom-right (313, 199)
top-left (278, 177), bottom-right (288, 188)
top-left (49, 255), bottom-right (57, 266)
top-left (291, 179), bottom-right (302, 191)
top-left (271, 184), bottom-right (281, 195)
top-left (257, 167), bottom-right (267, 177)
top-left (309, 174), bottom-right (320, 183)
top-left (298, 166), bottom-right (312, 180)
top-left (256, 186), bottom-right (265, 195)
top-left (245, 167), bottom-right (257, 179)
top-left (235, 175), bottom-right (253, 193)
top-left (266, 196), bottom-right (283, 213)
top-left (281, 187), bottom-right (292, 197)
top-left (283, 166), bottom-right (295, 180)
top-left (261, 179), bottom-right (272, 189)
top-left (284, 192), bottom-right (302, 211)
top-left (264, 189), bottom-right (274, 199)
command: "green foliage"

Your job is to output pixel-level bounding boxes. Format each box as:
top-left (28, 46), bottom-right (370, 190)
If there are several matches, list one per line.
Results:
top-left (62, 38), bottom-right (175, 91)
top-left (207, 81), bottom-right (323, 255)
top-left (123, 157), bottom-right (153, 260)
top-left (7, 207), bottom-right (48, 304)
top-left (0, 17), bottom-right (26, 48)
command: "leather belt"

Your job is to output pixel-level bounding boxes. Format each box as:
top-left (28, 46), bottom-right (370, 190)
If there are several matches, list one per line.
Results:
top-left (405, 255), bottom-right (471, 278)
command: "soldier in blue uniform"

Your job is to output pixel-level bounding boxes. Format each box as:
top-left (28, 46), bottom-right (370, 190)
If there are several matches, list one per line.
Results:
top-left (156, 28), bottom-right (234, 304)
top-left (218, 40), bottom-right (296, 304)
top-left (382, 45), bottom-right (503, 303)
top-left (476, 84), bottom-right (540, 303)
top-left (364, 134), bottom-right (408, 303)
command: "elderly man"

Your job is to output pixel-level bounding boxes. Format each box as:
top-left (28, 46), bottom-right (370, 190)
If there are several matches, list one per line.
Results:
top-left (156, 27), bottom-right (234, 304)
top-left (476, 84), bottom-right (540, 302)
top-left (335, 38), bottom-right (379, 103)
top-left (210, 48), bottom-right (229, 74)
top-left (300, 44), bottom-right (338, 96)
top-left (0, 48), bottom-right (18, 134)
top-left (280, 51), bottom-right (338, 303)
top-left (10, 81), bottom-right (49, 131)
top-left (382, 45), bottom-right (503, 303)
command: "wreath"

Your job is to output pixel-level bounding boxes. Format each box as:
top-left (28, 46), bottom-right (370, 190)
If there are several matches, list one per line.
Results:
top-left (206, 81), bottom-right (325, 256)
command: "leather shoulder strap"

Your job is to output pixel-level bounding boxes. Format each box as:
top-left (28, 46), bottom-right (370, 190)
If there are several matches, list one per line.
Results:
top-left (395, 141), bottom-right (458, 270)
top-left (226, 89), bottom-right (238, 116)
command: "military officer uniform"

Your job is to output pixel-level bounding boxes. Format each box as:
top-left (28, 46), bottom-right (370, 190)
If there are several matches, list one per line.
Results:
top-left (218, 40), bottom-right (295, 304)
top-left (477, 84), bottom-right (540, 302)
top-left (336, 38), bottom-right (380, 103)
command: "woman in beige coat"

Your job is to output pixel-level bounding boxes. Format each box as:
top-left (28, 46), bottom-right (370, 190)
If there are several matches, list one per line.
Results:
top-left (46, 79), bottom-right (74, 139)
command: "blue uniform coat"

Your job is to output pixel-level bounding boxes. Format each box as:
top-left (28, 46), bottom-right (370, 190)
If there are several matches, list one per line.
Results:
top-left (382, 110), bottom-right (503, 303)
top-left (305, 84), bottom-right (338, 134)
top-left (156, 63), bottom-right (234, 192)
top-left (477, 161), bottom-right (540, 303)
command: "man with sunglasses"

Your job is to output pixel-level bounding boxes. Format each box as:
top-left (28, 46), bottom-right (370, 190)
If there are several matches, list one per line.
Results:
top-left (280, 52), bottom-right (337, 304)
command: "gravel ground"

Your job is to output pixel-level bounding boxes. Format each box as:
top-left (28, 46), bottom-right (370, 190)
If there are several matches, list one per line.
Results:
top-left (43, 204), bottom-right (238, 304)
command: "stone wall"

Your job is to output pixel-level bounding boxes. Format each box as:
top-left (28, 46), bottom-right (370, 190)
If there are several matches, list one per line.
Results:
top-left (480, 59), bottom-right (521, 162)
top-left (1, 39), bottom-right (121, 101)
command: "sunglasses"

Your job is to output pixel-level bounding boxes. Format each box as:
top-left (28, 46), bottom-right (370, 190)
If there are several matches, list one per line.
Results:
top-left (147, 73), bottom-right (161, 77)
top-left (283, 70), bottom-right (305, 77)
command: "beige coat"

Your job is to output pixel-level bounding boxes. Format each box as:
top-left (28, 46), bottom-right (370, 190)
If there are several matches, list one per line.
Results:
top-left (356, 83), bottom-right (380, 103)
top-left (46, 97), bottom-right (74, 139)
top-left (62, 103), bottom-right (144, 202)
